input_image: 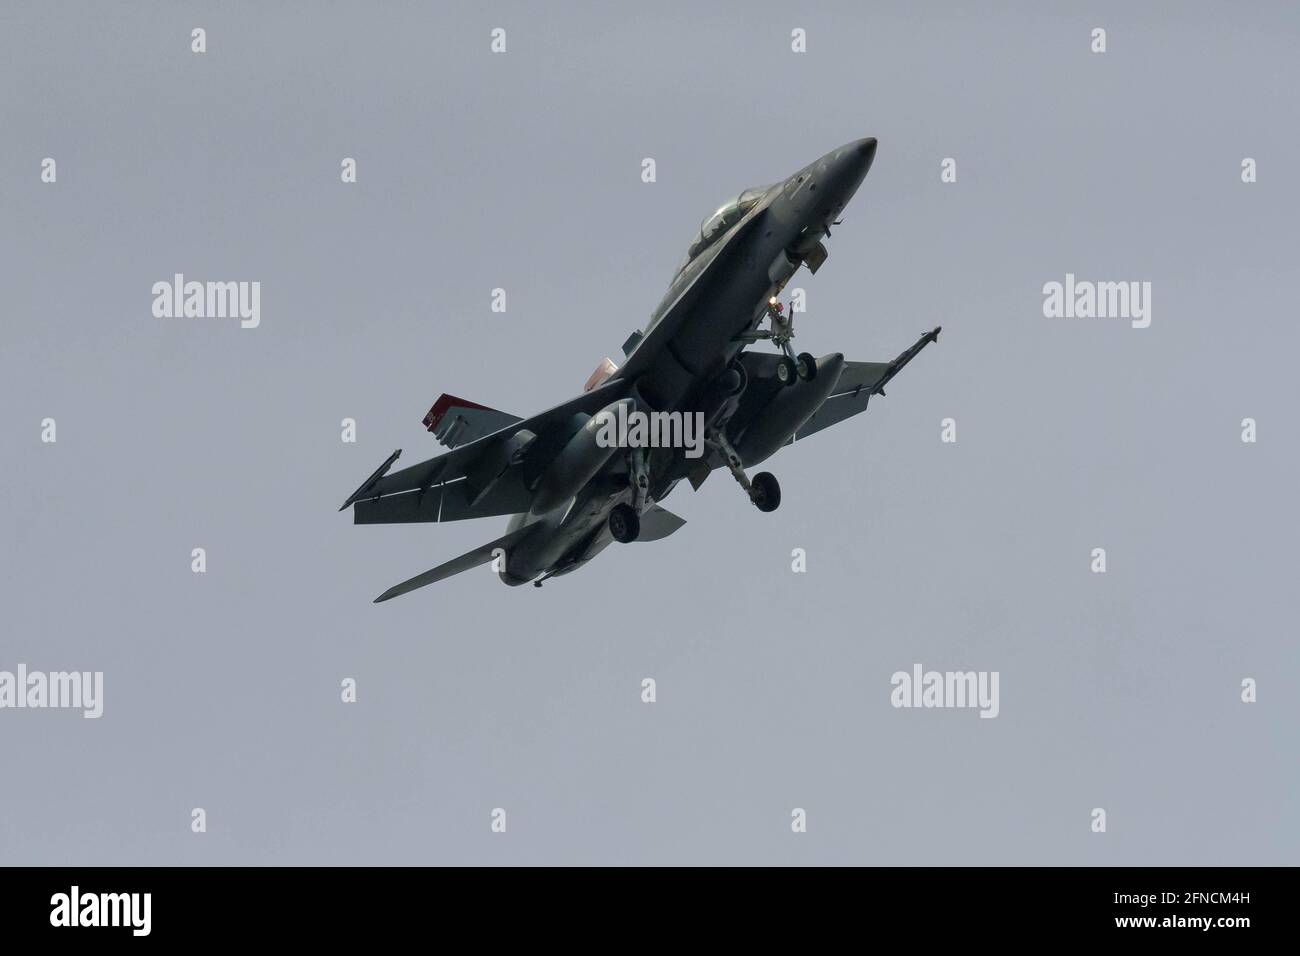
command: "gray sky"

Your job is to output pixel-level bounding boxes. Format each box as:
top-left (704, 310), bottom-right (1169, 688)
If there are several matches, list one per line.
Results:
top-left (1, 0), bottom-right (1297, 865)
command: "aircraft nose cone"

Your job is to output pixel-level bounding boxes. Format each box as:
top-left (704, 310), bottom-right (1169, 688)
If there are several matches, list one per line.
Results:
top-left (817, 140), bottom-right (876, 216)
top-left (849, 137), bottom-right (877, 174)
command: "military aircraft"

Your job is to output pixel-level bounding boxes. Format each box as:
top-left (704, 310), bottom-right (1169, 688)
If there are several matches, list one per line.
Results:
top-left (341, 136), bottom-right (939, 600)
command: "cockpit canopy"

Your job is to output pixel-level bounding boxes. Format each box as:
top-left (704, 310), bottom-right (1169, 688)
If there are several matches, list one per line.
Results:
top-left (675, 184), bottom-right (771, 277)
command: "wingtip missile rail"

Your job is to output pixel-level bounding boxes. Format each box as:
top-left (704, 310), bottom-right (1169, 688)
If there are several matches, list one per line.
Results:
top-left (338, 449), bottom-right (402, 511)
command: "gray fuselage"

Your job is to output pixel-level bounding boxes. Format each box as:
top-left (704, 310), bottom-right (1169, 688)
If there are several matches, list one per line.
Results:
top-left (500, 138), bottom-right (878, 585)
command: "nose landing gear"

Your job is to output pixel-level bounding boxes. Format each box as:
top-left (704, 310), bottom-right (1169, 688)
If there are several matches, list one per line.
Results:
top-left (794, 351), bottom-right (817, 382)
top-left (739, 299), bottom-right (817, 387)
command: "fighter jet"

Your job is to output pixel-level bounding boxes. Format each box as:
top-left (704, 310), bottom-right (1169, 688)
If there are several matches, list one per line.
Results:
top-left (341, 136), bottom-right (939, 600)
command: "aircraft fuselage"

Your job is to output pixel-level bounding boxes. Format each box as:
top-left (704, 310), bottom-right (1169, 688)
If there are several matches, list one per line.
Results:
top-left (499, 138), bottom-right (879, 586)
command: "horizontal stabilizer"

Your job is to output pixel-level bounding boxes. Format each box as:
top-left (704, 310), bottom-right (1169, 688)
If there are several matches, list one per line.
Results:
top-left (373, 523), bottom-right (536, 602)
top-left (424, 394), bottom-right (522, 450)
top-left (637, 505), bottom-right (686, 542)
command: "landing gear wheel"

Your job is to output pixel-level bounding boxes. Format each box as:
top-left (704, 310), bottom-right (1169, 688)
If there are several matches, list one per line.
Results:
top-left (748, 472), bottom-right (781, 512)
top-left (609, 503), bottom-right (641, 543)
top-left (776, 356), bottom-right (798, 387)
top-left (796, 352), bottom-right (817, 382)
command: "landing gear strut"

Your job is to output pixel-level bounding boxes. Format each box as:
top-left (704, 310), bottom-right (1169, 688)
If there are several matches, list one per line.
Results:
top-left (609, 447), bottom-right (648, 544)
top-left (737, 299), bottom-right (817, 386)
top-left (706, 427), bottom-right (782, 513)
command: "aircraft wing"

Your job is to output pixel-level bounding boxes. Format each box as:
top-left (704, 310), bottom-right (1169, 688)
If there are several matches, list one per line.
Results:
top-left (352, 475), bottom-right (533, 525)
top-left (794, 326), bottom-right (940, 443)
top-left (340, 378), bottom-right (626, 520)
top-left (373, 523), bottom-right (537, 602)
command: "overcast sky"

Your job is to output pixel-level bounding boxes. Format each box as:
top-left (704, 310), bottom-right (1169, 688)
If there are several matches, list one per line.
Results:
top-left (1, 0), bottom-right (1296, 864)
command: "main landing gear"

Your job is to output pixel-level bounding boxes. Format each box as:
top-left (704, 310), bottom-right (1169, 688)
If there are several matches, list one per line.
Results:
top-left (608, 503), bottom-right (640, 543)
top-left (609, 446), bottom-right (648, 543)
top-left (747, 471), bottom-right (781, 512)
top-left (706, 427), bottom-right (781, 513)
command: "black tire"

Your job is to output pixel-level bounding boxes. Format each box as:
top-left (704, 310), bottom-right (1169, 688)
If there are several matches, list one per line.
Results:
top-left (749, 472), bottom-right (781, 512)
top-left (796, 352), bottom-right (817, 382)
top-left (609, 503), bottom-right (641, 543)
top-left (776, 356), bottom-right (797, 387)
